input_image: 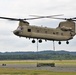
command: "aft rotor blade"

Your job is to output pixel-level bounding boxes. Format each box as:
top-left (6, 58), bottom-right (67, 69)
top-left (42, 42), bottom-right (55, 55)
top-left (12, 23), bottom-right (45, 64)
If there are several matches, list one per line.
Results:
top-left (24, 14), bottom-right (63, 20)
top-left (72, 17), bottom-right (76, 19)
top-left (24, 17), bottom-right (47, 20)
top-left (50, 17), bottom-right (67, 20)
top-left (30, 14), bottom-right (63, 18)
top-left (52, 17), bottom-right (76, 21)
top-left (72, 20), bottom-right (76, 21)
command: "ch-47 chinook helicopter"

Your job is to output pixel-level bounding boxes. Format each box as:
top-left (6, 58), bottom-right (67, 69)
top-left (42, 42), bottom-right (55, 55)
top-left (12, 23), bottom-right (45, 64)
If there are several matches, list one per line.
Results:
top-left (0, 15), bottom-right (76, 44)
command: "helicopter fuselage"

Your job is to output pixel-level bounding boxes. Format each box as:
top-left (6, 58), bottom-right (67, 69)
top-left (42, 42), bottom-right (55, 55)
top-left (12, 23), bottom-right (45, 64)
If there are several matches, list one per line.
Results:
top-left (0, 16), bottom-right (76, 44)
top-left (13, 21), bottom-right (76, 42)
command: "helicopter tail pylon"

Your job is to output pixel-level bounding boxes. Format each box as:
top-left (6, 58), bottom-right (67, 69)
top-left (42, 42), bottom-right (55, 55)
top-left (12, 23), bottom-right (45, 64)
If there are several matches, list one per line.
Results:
top-left (75, 24), bottom-right (76, 34)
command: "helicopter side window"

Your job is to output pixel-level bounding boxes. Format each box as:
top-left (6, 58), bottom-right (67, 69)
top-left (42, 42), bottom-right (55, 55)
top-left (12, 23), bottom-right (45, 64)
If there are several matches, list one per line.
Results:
top-left (56, 32), bottom-right (59, 35)
top-left (53, 32), bottom-right (55, 34)
top-left (28, 29), bottom-right (31, 32)
top-left (37, 30), bottom-right (39, 33)
top-left (45, 31), bottom-right (47, 33)
top-left (61, 33), bottom-right (63, 35)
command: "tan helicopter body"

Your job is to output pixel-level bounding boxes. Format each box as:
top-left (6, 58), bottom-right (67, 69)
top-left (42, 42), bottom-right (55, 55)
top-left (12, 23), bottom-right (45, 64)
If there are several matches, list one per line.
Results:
top-left (13, 20), bottom-right (76, 44)
top-left (0, 15), bottom-right (76, 44)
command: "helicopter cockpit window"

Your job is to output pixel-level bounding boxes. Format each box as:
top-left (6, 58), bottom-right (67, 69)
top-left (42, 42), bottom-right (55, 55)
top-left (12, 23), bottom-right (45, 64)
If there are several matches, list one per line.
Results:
top-left (17, 26), bottom-right (23, 31)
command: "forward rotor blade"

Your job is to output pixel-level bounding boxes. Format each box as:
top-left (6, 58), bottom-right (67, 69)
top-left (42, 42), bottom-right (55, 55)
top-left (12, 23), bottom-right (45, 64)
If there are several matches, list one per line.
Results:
top-left (29, 14), bottom-right (63, 18)
top-left (24, 17), bottom-right (46, 20)
top-left (0, 17), bottom-right (22, 21)
top-left (0, 16), bottom-right (41, 21)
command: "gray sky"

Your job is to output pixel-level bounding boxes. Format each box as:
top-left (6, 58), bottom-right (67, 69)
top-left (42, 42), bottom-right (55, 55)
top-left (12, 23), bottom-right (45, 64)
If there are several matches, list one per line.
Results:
top-left (0, 0), bottom-right (76, 52)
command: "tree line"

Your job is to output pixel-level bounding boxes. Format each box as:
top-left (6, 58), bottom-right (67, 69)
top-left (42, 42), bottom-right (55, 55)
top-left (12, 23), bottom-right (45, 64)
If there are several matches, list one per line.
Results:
top-left (0, 50), bottom-right (76, 60)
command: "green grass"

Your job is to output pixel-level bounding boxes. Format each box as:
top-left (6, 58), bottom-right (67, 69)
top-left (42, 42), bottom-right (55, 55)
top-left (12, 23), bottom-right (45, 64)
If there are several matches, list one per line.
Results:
top-left (0, 60), bottom-right (76, 66)
top-left (0, 60), bottom-right (76, 75)
top-left (0, 60), bottom-right (37, 64)
top-left (0, 68), bottom-right (76, 75)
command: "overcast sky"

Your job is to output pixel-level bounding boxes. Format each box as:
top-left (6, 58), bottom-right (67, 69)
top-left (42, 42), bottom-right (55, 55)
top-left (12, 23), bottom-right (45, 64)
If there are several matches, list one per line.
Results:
top-left (0, 0), bottom-right (76, 52)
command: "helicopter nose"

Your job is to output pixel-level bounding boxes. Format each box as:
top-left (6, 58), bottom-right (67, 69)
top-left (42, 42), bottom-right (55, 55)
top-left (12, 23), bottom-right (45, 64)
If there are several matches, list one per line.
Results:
top-left (13, 30), bottom-right (20, 35)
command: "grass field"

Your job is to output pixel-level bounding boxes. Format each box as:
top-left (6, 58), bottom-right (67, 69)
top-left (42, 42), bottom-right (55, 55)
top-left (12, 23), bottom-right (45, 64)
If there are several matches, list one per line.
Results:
top-left (0, 60), bottom-right (76, 75)
top-left (0, 60), bottom-right (76, 66)
top-left (0, 68), bottom-right (76, 75)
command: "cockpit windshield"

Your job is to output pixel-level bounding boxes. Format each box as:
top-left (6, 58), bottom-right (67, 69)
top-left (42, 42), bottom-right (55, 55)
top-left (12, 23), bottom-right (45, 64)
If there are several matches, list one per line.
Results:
top-left (17, 26), bottom-right (23, 31)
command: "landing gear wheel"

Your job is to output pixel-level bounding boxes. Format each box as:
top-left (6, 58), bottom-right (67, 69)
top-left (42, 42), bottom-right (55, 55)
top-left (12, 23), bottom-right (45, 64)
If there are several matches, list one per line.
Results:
top-left (32, 40), bottom-right (35, 43)
top-left (58, 41), bottom-right (61, 45)
top-left (39, 39), bottom-right (42, 43)
top-left (66, 41), bottom-right (69, 44)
